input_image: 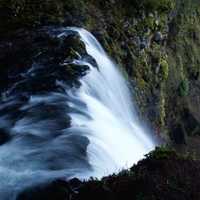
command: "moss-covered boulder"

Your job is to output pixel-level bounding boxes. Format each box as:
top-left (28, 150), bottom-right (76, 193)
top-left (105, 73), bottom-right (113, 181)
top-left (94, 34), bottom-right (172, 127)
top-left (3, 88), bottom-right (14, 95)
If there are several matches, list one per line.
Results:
top-left (0, 27), bottom-right (91, 96)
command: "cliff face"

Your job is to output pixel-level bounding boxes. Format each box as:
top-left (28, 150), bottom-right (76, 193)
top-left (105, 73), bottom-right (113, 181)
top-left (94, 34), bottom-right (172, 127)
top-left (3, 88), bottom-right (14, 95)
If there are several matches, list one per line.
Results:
top-left (0, 0), bottom-right (200, 154)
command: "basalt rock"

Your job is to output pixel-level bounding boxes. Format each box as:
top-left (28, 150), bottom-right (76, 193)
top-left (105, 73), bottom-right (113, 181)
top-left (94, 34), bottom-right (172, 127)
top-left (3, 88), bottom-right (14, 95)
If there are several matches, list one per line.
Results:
top-left (153, 31), bottom-right (163, 43)
top-left (0, 27), bottom-right (92, 96)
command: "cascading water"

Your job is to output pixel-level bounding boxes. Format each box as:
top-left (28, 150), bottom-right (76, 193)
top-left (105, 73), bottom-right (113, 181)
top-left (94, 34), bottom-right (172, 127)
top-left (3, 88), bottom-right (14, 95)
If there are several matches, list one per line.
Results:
top-left (66, 27), bottom-right (155, 177)
top-left (0, 27), bottom-right (155, 199)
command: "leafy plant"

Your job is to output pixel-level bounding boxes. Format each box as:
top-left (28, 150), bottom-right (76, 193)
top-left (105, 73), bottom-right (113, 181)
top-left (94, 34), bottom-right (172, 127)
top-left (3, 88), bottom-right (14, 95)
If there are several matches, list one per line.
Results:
top-left (160, 58), bottom-right (169, 81)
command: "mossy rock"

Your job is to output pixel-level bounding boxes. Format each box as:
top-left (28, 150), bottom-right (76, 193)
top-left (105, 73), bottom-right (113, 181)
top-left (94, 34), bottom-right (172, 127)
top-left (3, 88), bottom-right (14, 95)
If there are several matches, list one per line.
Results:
top-left (145, 146), bottom-right (177, 160)
top-left (60, 33), bottom-right (87, 63)
top-left (143, 0), bottom-right (175, 13)
top-left (160, 58), bottom-right (169, 81)
top-left (179, 78), bottom-right (189, 97)
top-left (0, 0), bottom-right (87, 37)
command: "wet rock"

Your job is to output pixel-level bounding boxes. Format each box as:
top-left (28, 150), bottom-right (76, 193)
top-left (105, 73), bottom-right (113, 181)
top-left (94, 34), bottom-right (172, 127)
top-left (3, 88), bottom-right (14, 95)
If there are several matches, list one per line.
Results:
top-left (17, 180), bottom-right (73, 200)
top-left (0, 27), bottom-right (91, 96)
top-left (62, 33), bottom-right (87, 61)
top-left (0, 128), bottom-right (10, 145)
top-left (155, 64), bottom-right (160, 74)
top-left (182, 109), bottom-right (200, 136)
top-left (17, 178), bottom-right (83, 200)
top-left (153, 31), bottom-right (163, 43)
top-left (69, 178), bottom-right (83, 190)
top-left (170, 124), bottom-right (186, 144)
top-left (139, 37), bottom-right (150, 50)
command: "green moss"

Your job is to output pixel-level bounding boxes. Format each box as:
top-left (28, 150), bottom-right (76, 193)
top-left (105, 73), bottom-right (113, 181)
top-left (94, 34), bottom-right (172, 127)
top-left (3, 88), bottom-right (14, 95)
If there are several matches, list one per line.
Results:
top-left (150, 43), bottom-right (162, 64)
top-left (160, 58), bottom-right (169, 81)
top-left (0, 0), bottom-right (88, 36)
top-left (159, 89), bottom-right (166, 126)
top-left (137, 78), bottom-right (147, 90)
top-left (134, 52), bottom-right (153, 88)
top-left (145, 146), bottom-right (177, 160)
top-left (121, 0), bottom-right (175, 14)
top-left (143, 0), bottom-right (175, 13)
top-left (136, 15), bottom-right (155, 34)
top-left (179, 78), bottom-right (189, 97)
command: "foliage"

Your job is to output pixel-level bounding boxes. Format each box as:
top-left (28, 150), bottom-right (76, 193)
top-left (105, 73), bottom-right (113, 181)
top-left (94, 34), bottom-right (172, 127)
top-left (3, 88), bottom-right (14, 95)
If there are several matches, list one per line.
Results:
top-left (143, 0), bottom-right (175, 13)
top-left (145, 146), bottom-right (177, 160)
top-left (160, 58), bottom-right (169, 81)
top-left (159, 89), bottom-right (166, 126)
top-left (122, 0), bottom-right (175, 13)
top-left (0, 0), bottom-right (86, 36)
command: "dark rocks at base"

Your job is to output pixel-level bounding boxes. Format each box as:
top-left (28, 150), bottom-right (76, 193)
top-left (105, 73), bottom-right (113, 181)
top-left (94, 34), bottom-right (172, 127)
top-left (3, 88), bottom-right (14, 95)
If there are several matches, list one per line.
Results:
top-left (17, 180), bottom-right (74, 200)
top-left (76, 151), bottom-right (200, 200)
top-left (16, 148), bottom-right (200, 200)
top-left (0, 128), bottom-right (11, 145)
top-left (75, 180), bottom-right (113, 200)
top-left (17, 179), bottom-right (83, 200)
top-left (69, 178), bottom-right (83, 190)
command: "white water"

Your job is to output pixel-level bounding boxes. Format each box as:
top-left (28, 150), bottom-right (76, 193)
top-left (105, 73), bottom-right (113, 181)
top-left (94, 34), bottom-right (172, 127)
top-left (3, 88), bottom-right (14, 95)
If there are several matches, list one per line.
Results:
top-left (0, 28), bottom-right (155, 199)
top-left (65, 28), bottom-right (155, 178)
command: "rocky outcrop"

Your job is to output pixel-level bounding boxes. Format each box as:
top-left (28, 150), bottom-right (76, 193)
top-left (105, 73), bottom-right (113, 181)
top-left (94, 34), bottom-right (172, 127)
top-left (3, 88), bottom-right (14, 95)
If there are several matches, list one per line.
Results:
top-left (17, 147), bottom-right (200, 200)
top-left (0, 27), bottom-right (91, 93)
top-left (0, 128), bottom-right (11, 145)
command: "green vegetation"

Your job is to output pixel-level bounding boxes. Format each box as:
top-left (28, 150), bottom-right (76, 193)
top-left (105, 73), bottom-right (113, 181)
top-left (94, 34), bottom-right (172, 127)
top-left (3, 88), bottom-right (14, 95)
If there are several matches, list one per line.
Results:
top-left (179, 78), bottom-right (189, 97)
top-left (145, 146), bottom-right (177, 160)
top-left (160, 58), bottom-right (169, 81)
top-left (159, 89), bottom-right (166, 126)
top-left (142, 0), bottom-right (175, 13)
top-left (122, 0), bottom-right (175, 13)
top-left (68, 146), bottom-right (200, 200)
top-left (0, 0), bottom-right (87, 36)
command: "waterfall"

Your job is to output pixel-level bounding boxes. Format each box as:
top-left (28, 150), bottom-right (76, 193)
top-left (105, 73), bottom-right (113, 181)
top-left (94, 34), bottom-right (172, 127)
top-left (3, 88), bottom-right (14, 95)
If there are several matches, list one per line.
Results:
top-left (66, 28), bottom-right (155, 177)
top-left (0, 27), bottom-right (154, 199)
